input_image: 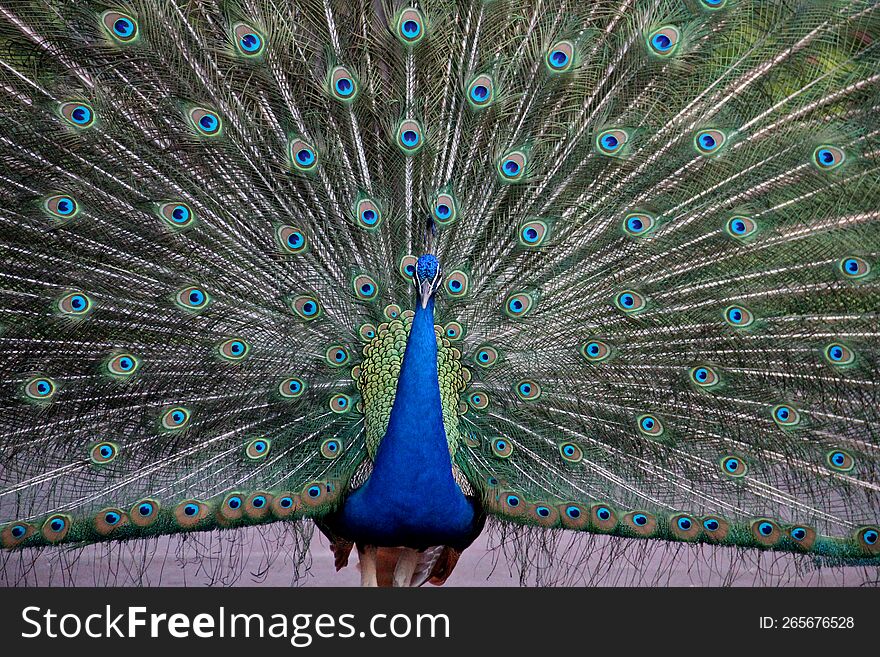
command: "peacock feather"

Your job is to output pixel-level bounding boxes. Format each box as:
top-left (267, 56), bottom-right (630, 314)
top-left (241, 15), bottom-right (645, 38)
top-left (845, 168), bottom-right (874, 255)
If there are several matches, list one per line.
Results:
top-left (1, 0), bottom-right (879, 587)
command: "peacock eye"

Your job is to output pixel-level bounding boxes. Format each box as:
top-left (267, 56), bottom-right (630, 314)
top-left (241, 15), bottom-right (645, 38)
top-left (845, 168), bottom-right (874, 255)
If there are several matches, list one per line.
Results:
top-left (161, 406), bottom-right (191, 430)
top-left (581, 340), bottom-right (611, 363)
top-left (519, 220), bottom-right (549, 246)
top-left (353, 274), bottom-right (379, 300)
top-left (546, 41), bottom-right (574, 72)
top-left (279, 377), bottom-right (305, 398)
top-left (176, 285), bottom-right (210, 311)
top-left (444, 321), bottom-right (463, 340)
top-left (839, 256), bottom-right (870, 279)
top-left (246, 438), bottom-right (271, 460)
top-left (647, 26), bottom-right (680, 56)
top-left (90, 441), bottom-right (119, 464)
top-left (690, 365), bottom-right (719, 388)
top-left (44, 194), bottom-right (79, 220)
top-left (234, 23), bottom-right (265, 55)
top-left (700, 0), bottom-right (727, 8)
top-left (703, 518), bottom-right (720, 531)
top-left (559, 442), bottom-right (583, 463)
top-left (623, 213), bottom-right (655, 236)
top-left (826, 449), bottom-right (854, 472)
top-left (504, 291), bottom-right (536, 317)
top-left (58, 291), bottom-right (93, 316)
top-left (813, 145), bottom-right (845, 170)
top-left (694, 129), bottom-right (726, 154)
top-left (469, 391), bottom-right (489, 410)
top-left (291, 295), bottom-right (322, 320)
top-left (497, 150), bottom-right (527, 181)
top-left (158, 201), bottom-right (194, 229)
top-left (277, 226), bottom-right (308, 253)
top-left (396, 119), bottom-right (424, 154)
top-left (329, 394), bottom-right (351, 413)
top-left (596, 129), bottom-right (628, 155)
top-left (726, 215), bottom-right (757, 239)
top-left (467, 74), bottom-right (495, 108)
top-left (189, 107), bottom-right (222, 136)
top-left (356, 198), bottom-right (383, 229)
top-left (433, 192), bottom-right (458, 225)
top-left (515, 380), bottom-right (541, 401)
top-left (102, 11), bottom-right (139, 42)
top-left (289, 138), bottom-right (318, 171)
top-left (24, 376), bottom-right (56, 401)
top-left (321, 438), bottom-right (343, 459)
top-left (637, 413), bottom-right (664, 437)
top-left (326, 345), bottom-right (350, 367)
top-left (720, 455), bottom-right (747, 477)
top-left (396, 9), bottom-right (424, 44)
top-left (330, 66), bottom-right (358, 102)
top-left (475, 345), bottom-right (498, 367)
top-left (772, 403), bottom-right (800, 427)
top-left (444, 271), bottom-right (469, 297)
top-left (614, 290), bottom-right (646, 313)
top-left (59, 101), bottom-right (95, 127)
top-left (218, 338), bottom-right (251, 361)
top-left (724, 304), bottom-right (754, 327)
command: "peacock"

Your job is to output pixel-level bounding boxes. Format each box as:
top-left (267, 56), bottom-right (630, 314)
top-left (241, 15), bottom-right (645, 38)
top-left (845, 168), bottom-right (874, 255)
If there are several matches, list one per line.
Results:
top-left (0, 0), bottom-right (879, 588)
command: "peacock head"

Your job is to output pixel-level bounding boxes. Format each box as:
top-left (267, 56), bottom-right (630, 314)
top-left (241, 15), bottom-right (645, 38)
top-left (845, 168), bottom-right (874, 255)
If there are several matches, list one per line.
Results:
top-left (414, 254), bottom-right (442, 309)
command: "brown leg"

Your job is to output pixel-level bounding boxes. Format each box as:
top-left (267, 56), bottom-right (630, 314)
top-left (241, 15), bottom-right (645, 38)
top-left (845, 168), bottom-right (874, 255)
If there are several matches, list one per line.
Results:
top-left (358, 544), bottom-right (378, 587)
top-left (392, 547), bottom-right (420, 587)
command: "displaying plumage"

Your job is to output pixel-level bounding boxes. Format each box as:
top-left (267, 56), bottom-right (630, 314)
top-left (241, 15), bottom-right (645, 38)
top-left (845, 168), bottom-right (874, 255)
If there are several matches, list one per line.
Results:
top-left (1, 0), bottom-right (879, 588)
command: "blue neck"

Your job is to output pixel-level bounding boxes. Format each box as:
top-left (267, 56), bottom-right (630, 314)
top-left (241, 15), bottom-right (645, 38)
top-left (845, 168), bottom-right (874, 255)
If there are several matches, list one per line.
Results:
top-left (369, 297), bottom-right (454, 487)
top-left (334, 296), bottom-right (477, 548)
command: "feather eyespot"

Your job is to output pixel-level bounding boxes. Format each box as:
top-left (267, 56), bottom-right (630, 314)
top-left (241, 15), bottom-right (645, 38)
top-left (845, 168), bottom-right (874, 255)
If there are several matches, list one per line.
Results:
top-left (95, 509), bottom-right (127, 536)
top-left (671, 514), bottom-right (700, 540)
top-left (329, 66), bottom-right (358, 102)
top-left (468, 391), bottom-right (489, 410)
top-left (326, 346), bottom-right (350, 368)
top-left (161, 406), bottom-right (190, 430)
top-left (690, 365), bottom-right (719, 388)
top-left (515, 380), bottom-right (541, 401)
top-left (596, 129), bottom-right (628, 156)
top-left (57, 291), bottom-right (93, 317)
top-left (614, 290), bottom-right (646, 313)
top-left (320, 438), bottom-right (343, 459)
top-left (175, 286), bottom-right (210, 311)
top-left (59, 101), bottom-right (95, 128)
top-left (647, 26), bottom-right (680, 56)
top-left (637, 413), bottom-right (664, 437)
top-left (726, 215), bottom-right (757, 239)
top-left (443, 321), bottom-right (464, 340)
top-left (352, 274), bottom-right (379, 301)
top-left (218, 338), bottom-right (250, 362)
top-left (101, 11), bottom-right (139, 42)
top-left (724, 304), bottom-right (753, 327)
top-left (233, 23), bottom-right (265, 56)
top-left (497, 150), bottom-right (527, 182)
top-left (277, 225), bottom-right (307, 254)
top-left (823, 342), bottom-right (855, 365)
top-left (433, 192), bottom-right (458, 225)
top-left (396, 119), bottom-right (424, 154)
top-left (788, 525), bottom-right (816, 549)
top-left (839, 256), bottom-right (870, 279)
top-left (444, 270), bottom-right (469, 297)
top-left (826, 449), bottom-right (854, 472)
top-left (467, 74), bottom-right (495, 108)
top-left (475, 346), bottom-right (498, 367)
top-left (158, 201), bottom-right (194, 229)
top-left (2, 522), bottom-right (33, 548)
top-left (384, 304), bottom-right (402, 320)
top-left (559, 442), bottom-right (583, 463)
top-left (396, 9), bottom-right (425, 44)
top-left (720, 455), bottom-right (747, 477)
top-left (504, 291), bottom-right (536, 318)
top-left (300, 481), bottom-right (339, 508)
top-left (89, 441), bottom-right (119, 464)
top-left (700, 0), bottom-right (727, 8)
top-left (623, 212), bottom-right (655, 236)
top-left (399, 255), bottom-right (418, 280)
top-left (289, 138), bottom-right (318, 172)
top-left (581, 340), bottom-right (611, 362)
top-left (175, 500), bottom-right (208, 528)
top-left (272, 494), bottom-right (298, 518)
top-left (290, 295), bottom-right (322, 320)
top-left (279, 377), bottom-right (305, 398)
top-left (857, 527), bottom-right (880, 554)
top-left (246, 438), bottom-right (270, 460)
top-left (624, 511), bottom-right (657, 536)
top-left (42, 514), bottom-right (71, 543)
top-left (359, 323), bottom-right (377, 341)
top-left (772, 403), bottom-right (800, 427)
top-left (592, 505), bottom-right (618, 532)
top-left (694, 129), bottom-right (726, 155)
top-left (355, 198), bottom-right (383, 230)
top-left (43, 194), bottom-right (79, 220)
top-left (24, 376), bottom-right (56, 401)
top-left (813, 145), bottom-right (844, 170)
top-left (701, 517), bottom-right (729, 541)
top-left (329, 394), bottom-right (351, 413)
top-left (130, 499), bottom-right (160, 527)
top-left (519, 220), bottom-right (549, 246)
top-left (751, 518), bottom-right (782, 546)
top-left (546, 41), bottom-right (574, 73)
top-left (188, 107), bottom-right (222, 136)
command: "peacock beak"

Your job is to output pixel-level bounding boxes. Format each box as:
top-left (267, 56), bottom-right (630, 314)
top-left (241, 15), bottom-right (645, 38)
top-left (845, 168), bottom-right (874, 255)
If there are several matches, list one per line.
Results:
top-left (419, 279), bottom-right (433, 309)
